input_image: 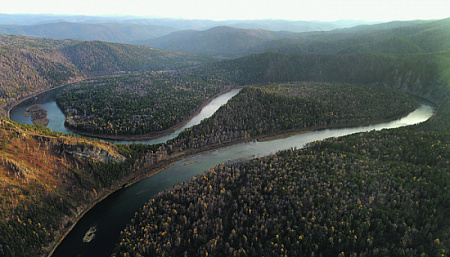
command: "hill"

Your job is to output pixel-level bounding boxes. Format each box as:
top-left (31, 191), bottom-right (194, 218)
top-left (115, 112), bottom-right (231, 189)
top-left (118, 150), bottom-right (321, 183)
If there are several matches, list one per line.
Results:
top-left (0, 119), bottom-right (132, 256)
top-left (256, 18), bottom-right (450, 55)
top-left (141, 26), bottom-right (297, 59)
top-left (60, 40), bottom-right (211, 76)
top-left (0, 35), bottom-right (82, 117)
top-left (201, 51), bottom-right (449, 103)
top-left (113, 18), bottom-right (450, 257)
top-left (0, 35), bottom-right (210, 118)
top-left (140, 18), bottom-right (450, 58)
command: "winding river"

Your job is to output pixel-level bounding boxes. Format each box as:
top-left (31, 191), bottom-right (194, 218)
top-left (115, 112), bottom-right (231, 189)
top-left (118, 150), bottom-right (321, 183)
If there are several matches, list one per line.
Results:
top-left (9, 89), bottom-right (435, 257)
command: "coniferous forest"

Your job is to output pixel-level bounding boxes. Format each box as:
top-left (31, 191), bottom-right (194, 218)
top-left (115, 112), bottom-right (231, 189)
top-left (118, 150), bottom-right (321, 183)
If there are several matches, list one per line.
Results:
top-left (168, 83), bottom-right (418, 150)
top-left (114, 127), bottom-right (449, 256)
top-left (56, 72), bottom-right (233, 136)
top-left (0, 15), bottom-right (449, 257)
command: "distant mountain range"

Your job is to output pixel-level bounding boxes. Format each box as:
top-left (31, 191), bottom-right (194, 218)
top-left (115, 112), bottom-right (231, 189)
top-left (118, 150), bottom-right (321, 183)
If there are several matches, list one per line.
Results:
top-left (0, 22), bottom-right (178, 44)
top-left (5, 14), bottom-right (447, 59)
top-left (254, 18), bottom-right (450, 55)
top-left (140, 18), bottom-right (450, 58)
top-left (0, 13), bottom-right (376, 30)
top-left (0, 13), bottom-right (378, 47)
top-left (138, 26), bottom-right (298, 58)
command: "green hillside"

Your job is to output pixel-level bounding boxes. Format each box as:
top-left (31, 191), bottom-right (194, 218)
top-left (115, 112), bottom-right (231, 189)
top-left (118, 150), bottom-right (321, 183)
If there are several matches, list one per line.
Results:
top-left (257, 18), bottom-right (450, 55)
top-left (142, 26), bottom-right (297, 58)
top-left (113, 18), bottom-right (450, 257)
top-left (0, 35), bottom-right (211, 118)
top-left (204, 51), bottom-right (450, 103)
top-left (61, 40), bottom-right (211, 76)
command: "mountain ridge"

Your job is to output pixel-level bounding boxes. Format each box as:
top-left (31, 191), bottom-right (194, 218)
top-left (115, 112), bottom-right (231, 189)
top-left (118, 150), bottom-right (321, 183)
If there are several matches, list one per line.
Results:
top-left (0, 35), bottom-right (211, 118)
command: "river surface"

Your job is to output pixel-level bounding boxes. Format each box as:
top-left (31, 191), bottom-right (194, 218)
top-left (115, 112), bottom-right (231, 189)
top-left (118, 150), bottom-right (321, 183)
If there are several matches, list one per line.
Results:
top-left (10, 88), bottom-right (242, 145)
top-left (9, 89), bottom-right (435, 257)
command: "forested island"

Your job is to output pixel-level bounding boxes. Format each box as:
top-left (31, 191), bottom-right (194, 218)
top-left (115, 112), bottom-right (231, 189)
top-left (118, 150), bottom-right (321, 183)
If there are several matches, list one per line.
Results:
top-left (24, 104), bottom-right (49, 126)
top-left (55, 71), bottom-right (234, 138)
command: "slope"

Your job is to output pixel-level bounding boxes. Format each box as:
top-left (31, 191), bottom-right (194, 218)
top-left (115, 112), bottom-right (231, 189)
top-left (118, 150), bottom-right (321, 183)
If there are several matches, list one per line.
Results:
top-left (0, 35), bottom-right (211, 118)
top-left (0, 119), bottom-right (131, 256)
top-left (113, 19), bottom-right (450, 257)
top-left (141, 26), bottom-right (297, 58)
top-left (256, 18), bottom-right (450, 55)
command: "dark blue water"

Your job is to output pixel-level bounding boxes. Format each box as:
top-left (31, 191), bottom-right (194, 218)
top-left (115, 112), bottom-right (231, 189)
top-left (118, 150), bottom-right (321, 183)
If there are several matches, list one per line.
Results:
top-left (9, 89), bottom-right (435, 257)
top-left (51, 103), bottom-right (435, 257)
top-left (9, 88), bottom-right (242, 144)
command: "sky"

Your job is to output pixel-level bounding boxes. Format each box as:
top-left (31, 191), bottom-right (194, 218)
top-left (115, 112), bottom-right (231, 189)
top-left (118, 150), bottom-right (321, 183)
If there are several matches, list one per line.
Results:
top-left (2, 0), bottom-right (449, 21)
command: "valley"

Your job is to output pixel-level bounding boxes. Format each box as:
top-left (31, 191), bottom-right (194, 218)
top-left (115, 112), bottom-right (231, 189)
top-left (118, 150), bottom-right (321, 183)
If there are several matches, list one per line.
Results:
top-left (0, 14), bottom-right (449, 257)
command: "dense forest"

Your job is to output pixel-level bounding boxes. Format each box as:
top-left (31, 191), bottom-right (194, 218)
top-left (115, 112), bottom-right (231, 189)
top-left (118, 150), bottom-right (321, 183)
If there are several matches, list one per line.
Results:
top-left (0, 35), bottom-right (81, 115)
top-left (56, 71), bottom-right (234, 136)
top-left (201, 51), bottom-right (449, 101)
top-left (168, 83), bottom-right (418, 150)
top-left (60, 41), bottom-right (211, 77)
top-left (114, 125), bottom-right (449, 256)
top-left (112, 18), bottom-right (450, 257)
top-left (0, 35), bottom-right (210, 118)
top-left (0, 119), bottom-right (158, 256)
top-left (1, 16), bottom-right (450, 257)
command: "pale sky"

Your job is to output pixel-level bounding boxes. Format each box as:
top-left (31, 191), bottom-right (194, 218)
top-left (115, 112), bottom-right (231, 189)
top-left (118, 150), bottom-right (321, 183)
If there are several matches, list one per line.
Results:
top-left (2, 0), bottom-right (449, 21)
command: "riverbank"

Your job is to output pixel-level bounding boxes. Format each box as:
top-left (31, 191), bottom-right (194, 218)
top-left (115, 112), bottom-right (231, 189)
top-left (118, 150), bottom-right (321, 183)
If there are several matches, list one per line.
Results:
top-left (62, 87), bottom-right (242, 141)
top-left (46, 100), bottom-right (429, 256)
top-left (4, 77), bottom-right (86, 120)
top-left (46, 156), bottom-right (179, 257)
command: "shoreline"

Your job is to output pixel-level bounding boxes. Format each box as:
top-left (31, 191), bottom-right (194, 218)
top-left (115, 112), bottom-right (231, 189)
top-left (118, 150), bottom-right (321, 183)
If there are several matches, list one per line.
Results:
top-left (5, 78), bottom-right (86, 120)
top-left (62, 87), bottom-right (240, 141)
top-left (45, 101), bottom-right (426, 256)
top-left (46, 158), bottom-right (179, 257)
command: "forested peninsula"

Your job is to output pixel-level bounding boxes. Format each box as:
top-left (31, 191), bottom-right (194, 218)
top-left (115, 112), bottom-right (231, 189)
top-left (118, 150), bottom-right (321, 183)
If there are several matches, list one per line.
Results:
top-left (1, 17), bottom-right (449, 257)
top-left (0, 35), bottom-right (210, 118)
top-left (112, 19), bottom-right (450, 257)
top-left (167, 83), bottom-right (418, 151)
top-left (55, 71), bottom-right (234, 138)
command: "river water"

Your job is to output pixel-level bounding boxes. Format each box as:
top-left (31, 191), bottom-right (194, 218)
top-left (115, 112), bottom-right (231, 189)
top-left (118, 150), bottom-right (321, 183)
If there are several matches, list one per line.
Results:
top-left (9, 89), bottom-right (435, 257)
top-left (9, 88), bottom-right (242, 145)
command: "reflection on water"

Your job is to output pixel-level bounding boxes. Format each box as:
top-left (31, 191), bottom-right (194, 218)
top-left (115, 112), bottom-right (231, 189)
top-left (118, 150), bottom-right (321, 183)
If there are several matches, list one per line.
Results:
top-left (10, 88), bottom-right (242, 144)
top-left (52, 102), bottom-right (435, 257)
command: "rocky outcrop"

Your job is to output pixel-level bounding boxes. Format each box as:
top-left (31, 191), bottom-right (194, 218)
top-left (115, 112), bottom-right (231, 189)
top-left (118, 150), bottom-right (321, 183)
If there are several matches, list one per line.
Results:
top-left (62, 143), bottom-right (126, 163)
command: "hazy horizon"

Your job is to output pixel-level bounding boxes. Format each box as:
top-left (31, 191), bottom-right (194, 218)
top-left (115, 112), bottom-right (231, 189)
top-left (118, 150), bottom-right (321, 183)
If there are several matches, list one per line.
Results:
top-left (2, 0), bottom-right (449, 22)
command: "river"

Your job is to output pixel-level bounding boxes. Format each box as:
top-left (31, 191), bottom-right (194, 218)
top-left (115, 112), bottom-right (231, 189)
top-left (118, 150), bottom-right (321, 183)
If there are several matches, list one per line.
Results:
top-left (9, 88), bottom-right (243, 145)
top-left (9, 89), bottom-right (435, 257)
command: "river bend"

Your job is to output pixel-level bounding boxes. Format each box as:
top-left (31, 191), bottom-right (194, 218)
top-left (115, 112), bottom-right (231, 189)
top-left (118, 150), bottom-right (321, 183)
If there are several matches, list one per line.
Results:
top-left (9, 89), bottom-right (435, 257)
